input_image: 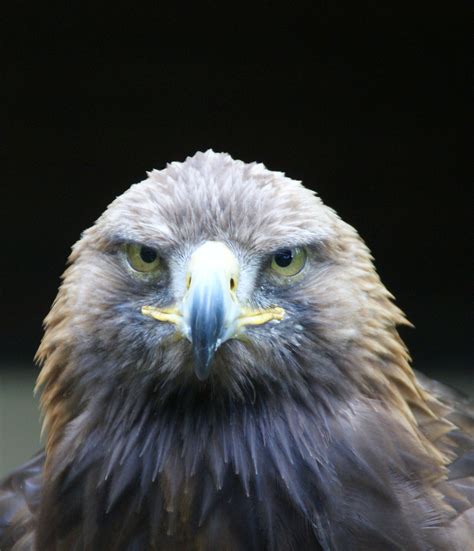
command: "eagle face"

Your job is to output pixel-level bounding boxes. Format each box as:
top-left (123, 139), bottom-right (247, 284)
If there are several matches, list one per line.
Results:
top-left (51, 150), bottom-right (383, 400)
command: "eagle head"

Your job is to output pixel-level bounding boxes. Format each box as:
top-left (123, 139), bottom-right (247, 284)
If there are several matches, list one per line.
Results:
top-left (38, 150), bottom-right (408, 419)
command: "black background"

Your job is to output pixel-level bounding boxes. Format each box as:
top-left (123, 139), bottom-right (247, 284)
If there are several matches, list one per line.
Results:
top-left (1, 4), bottom-right (471, 382)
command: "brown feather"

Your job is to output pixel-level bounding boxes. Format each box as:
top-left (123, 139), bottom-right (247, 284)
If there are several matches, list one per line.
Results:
top-left (1, 151), bottom-right (472, 550)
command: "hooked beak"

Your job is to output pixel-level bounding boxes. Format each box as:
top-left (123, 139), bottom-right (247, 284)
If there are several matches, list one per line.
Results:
top-left (141, 241), bottom-right (284, 380)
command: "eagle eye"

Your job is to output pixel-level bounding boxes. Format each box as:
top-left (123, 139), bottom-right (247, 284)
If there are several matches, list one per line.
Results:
top-left (125, 243), bottom-right (161, 273)
top-left (271, 247), bottom-right (307, 276)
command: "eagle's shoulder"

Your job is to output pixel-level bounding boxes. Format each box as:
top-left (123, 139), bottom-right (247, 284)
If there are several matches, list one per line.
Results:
top-left (415, 371), bottom-right (474, 547)
top-left (0, 451), bottom-right (43, 549)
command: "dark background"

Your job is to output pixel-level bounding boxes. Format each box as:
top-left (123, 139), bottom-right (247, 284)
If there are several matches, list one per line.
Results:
top-left (1, 4), bottom-right (471, 380)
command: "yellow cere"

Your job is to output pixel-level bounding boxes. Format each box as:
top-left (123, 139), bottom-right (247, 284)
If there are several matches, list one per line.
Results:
top-left (141, 305), bottom-right (181, 325)
top-left (237, 306), bottom-right (285, 329)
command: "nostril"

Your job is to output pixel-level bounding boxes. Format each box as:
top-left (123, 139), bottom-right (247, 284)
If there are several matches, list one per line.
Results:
top-left (230, 278), bottom-right (236, 291)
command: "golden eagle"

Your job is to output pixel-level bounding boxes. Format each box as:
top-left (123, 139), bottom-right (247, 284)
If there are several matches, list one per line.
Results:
top-left (1, 151), bottom-right (472, 550)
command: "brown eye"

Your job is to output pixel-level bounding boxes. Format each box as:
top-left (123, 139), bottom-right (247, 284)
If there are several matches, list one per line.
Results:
top-left (126, 244), bottom-right (161, 273)
top-left (271, 247), bottom-right (307, 276)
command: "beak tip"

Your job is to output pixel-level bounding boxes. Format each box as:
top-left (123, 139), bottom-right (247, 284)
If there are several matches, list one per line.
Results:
top-left (194, 367), bottom-right (210, 381)
top-left (192, 346), bottom-right (216, 381)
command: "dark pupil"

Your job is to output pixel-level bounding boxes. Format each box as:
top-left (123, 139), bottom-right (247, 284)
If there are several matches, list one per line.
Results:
top-left (274, 249), bottom-right (293, 267)
top-left (139, 246), bottom-right (157, 263)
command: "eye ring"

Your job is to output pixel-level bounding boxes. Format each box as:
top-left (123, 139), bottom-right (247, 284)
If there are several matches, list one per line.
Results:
top-left (270, 247), bottom-right (307, 277)
top-left (125, 243), bottom-right (161, 273)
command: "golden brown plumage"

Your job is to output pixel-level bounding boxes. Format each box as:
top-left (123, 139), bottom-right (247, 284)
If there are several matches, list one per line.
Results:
top-left (1, 151), bottom-right (472, 550)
